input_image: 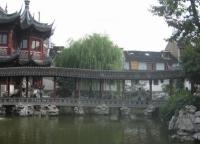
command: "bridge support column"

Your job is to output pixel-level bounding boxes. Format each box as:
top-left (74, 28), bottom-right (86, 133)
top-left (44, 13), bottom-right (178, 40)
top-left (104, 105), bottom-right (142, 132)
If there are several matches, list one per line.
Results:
top-left (191, 80), bottom-right (195, 94)
top-left (19, 78), bottom-right (22, 97)
top-left (122, 80), bottom-right (125, 99)
top-left (53, 77), bottom-right (56, 97)
top-left (149, 80), bottom-right (152, 100)
top-left (0, 81), bottom-right (1, 97)
top-left (7, 77), bottom-right (10, 97)
top-left (26, 77), bottom-right (29, 98)
top-left (99, 80), bottom-right (104, 98)
top-left (75, 79), bottom-right (80, 98)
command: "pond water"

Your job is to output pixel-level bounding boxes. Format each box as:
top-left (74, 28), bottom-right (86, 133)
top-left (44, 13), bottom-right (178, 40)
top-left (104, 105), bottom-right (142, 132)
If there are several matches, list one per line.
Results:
top-left (0, 115), bottom-right (194, 144)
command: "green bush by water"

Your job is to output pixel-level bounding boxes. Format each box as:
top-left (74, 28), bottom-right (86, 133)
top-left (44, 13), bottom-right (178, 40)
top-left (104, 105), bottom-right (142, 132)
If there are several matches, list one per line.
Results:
top-left (160, 90), bottom-right (200, 121)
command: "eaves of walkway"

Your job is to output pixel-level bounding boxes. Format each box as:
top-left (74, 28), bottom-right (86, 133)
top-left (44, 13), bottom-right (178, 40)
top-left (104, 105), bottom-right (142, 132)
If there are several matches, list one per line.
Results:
top-left (0, 67), bottom-right (185, 80)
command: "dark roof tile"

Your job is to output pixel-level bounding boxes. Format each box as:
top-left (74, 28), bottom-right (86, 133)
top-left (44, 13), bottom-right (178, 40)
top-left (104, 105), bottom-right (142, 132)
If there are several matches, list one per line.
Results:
top-left (124, 50), bottom-right (178, 64)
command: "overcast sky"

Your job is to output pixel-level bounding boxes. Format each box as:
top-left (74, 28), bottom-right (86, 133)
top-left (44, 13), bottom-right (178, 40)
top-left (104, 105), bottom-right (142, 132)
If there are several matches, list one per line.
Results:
top-left (0, 0), bottom-right (172, 51)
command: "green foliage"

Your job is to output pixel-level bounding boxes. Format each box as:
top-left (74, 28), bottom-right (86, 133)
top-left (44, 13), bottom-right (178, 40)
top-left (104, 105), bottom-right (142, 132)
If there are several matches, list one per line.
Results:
top-left (160, 90), bottom-right (200, 121)
top-left (54, 33), bottom-right (123, 97)
top-left (55, 33), bottom-right (123, 70)
top-left (181, 43), bottom-right (200, 84)
top-left (151, 0), bottom-right (200, 44)
top-left (152, 0), bottom-right (200, 88)
top-left (56, 77), bottom-right (75, 97)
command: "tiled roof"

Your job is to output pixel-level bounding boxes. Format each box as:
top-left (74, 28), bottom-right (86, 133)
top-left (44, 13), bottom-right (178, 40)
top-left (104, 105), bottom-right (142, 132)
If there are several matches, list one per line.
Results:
top-left (0, 6), bottom-right (20, 24)
top-left (0, 0), bottom-right (53, 38)
top-left (124, 50), bottom-right (178, 64)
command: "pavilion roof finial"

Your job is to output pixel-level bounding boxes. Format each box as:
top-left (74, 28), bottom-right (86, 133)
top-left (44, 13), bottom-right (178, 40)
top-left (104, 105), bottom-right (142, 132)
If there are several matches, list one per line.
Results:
top-left (5, 3), bottom-right (8, 13)
top-left (24, 0), bottom-right (30, 9)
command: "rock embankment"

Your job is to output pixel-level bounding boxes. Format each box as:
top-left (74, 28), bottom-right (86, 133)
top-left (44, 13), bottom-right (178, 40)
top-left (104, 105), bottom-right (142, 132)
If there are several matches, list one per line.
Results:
top-left (169, 105), bottom-right (200, 142)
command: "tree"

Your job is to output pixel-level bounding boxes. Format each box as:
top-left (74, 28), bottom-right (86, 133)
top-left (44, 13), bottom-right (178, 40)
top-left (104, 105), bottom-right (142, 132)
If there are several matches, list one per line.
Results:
top-left (55, 33), bottom-right (123, 70)
top-left (151, 0), bottom-right (200, 45)
top-left (152, 0), bottom-right (200, 92)
top-left (54, 33), bottom-right (123, 97)
top-left (181, 41), bottom-right (200, 92)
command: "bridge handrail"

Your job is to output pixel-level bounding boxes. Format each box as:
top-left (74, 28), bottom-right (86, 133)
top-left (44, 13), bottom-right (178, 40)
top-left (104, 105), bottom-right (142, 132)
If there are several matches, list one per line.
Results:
top-left (0, 97), bottom-right (166, 108)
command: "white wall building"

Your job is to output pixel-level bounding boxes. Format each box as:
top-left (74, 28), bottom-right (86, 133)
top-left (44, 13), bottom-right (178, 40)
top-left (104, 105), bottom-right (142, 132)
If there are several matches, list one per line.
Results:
top-left (123, 50), bottom-right (178, 93)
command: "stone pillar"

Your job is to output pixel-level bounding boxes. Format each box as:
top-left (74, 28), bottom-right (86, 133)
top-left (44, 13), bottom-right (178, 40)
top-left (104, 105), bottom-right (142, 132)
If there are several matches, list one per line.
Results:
top-left (149, 79), bottom-right (152, 100)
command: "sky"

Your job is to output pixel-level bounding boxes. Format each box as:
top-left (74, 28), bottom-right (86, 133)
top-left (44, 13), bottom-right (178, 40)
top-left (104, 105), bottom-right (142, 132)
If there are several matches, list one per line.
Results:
top-left (0, 0), bottom-right (172, 51)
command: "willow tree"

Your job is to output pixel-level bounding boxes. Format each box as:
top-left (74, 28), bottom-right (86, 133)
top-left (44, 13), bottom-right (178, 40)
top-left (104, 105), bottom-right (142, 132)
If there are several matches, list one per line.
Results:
top-left (55, 33), bottom-right (123, 97)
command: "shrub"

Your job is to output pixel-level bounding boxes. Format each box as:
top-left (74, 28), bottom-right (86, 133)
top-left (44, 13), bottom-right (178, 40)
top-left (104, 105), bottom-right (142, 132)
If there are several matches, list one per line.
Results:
top-left (160, 90), bottom-right (200, 121)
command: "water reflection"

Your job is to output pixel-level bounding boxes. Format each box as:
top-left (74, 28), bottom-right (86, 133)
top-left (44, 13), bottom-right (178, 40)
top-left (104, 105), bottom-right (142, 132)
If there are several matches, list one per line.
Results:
top-left (0, 116), bottom-right (194, 144)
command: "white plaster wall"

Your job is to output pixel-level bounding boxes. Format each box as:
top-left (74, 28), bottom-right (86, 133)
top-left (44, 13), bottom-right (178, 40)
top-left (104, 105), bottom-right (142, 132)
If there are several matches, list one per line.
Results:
top-left (0, 85), bottom-right (14, 96)
top-left (184, 80), bottom-right (191, 90)
top-left (134, 80), bottom-right (169, 92)
top-left (43, 77), bottom-right (54, 90)
top-left (124, 62), bottom-right (130, 70)
top-left (152, 80), bottom-right (169, 92)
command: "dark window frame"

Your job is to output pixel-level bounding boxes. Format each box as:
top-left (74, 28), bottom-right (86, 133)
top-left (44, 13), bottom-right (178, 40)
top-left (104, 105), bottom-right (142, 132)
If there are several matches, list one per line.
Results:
top-left (20, 39), bottom-right (28, 49)
top-left (153, 80), bottom-right (159, 85)
top-left (31, 39), bottom-right (41, 51)
top-left (0, 32), bottom-right (8, 46)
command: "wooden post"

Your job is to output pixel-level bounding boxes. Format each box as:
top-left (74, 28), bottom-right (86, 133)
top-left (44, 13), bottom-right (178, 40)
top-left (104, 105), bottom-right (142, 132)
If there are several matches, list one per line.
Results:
top-left (191, 80), bottom-right (195, 94)
top-left (7, 30), bottom-right (13, 55)
top-left (149, 79), bottom-right (152, 100)
top-left (75, 78), bottom-right (80, 98)
top-left (20, 77), bottom-right (22, 97)
top-left (0, 81), bottom-right (1, 97)
top-left (169, 79), bottom-right (173, 96)
top-left (122, 80), bottom-right (125, 99)
top-left (53, 77), bottom-right (56, 97)
top-left (26, 77), bottom-right (29, 97)
top-left (99, 80), bottom-right (105, 98)
top-left (7, 77), bottom-right (10, 97)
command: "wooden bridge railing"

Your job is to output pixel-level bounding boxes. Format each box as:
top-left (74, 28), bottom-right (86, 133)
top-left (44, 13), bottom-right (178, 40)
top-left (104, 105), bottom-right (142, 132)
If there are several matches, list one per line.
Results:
top-left (0, 98), bottom-right (166, 108)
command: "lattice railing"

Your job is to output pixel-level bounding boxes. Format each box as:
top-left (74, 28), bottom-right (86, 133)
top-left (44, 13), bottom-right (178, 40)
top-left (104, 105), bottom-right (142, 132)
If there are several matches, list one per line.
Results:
top-left (0, 98), bottom-right (165, 108)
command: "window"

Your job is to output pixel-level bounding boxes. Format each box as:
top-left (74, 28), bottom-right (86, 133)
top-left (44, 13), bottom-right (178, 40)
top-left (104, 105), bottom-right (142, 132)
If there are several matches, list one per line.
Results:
top-left (0, 33), bottom-right (8, 45)
top-left (139, 62), bottom-right (147, 70)
top-left (156, 63), bottom-right (165, 70)
top-left (147, 63), bottom-right (155, 71)
top-left (20, 39), bottom-right (28, 49)
top-left (32, 40), bottom-right (40, 50)
top-left (153, 80), bottom-right (158, 85)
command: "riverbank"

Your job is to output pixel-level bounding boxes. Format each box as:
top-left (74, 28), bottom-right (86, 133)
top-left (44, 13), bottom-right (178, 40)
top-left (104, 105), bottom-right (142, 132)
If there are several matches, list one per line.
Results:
top-left (168, 105), bottom-right (200, 142)
top-left (157, 90), bottom-right (200, 143)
